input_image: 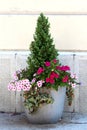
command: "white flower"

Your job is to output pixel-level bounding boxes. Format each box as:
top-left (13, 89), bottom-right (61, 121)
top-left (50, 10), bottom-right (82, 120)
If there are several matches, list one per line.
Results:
top-left (16, 70), bottom-right (21, 74)
top-left (31, 78), bottom-right (36, 84)
top-left (26, 86), bottom-right (31, 91)
top-left (13, 76), bottom-right (18, 81)
top-left (72, 83), bottom-right (76, 88)
top-left (12, 86), bottom-right (16, 91)
top-left (71, 74), bottom-right (78, 79)
top-left (16, 86), bottom-right (21, 91)
top-left (8, 83), bottom-right (15, 91)
top-left (35, 87), bottom-right (37, 90)
top-left (21, 79), bottom-right (30, 85)
top-left (33, 73), bottom-right (36, 77)
top-left (37, 80), bottom-right (43, 88)
top-left (22, 86), bottom-right (28, 91)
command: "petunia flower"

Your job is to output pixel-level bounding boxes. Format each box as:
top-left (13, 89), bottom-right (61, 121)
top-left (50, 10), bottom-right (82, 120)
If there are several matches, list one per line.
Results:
top-left (37, 67), bottom-right (44, 75)
top-left (62, 76), bottom-right (69, 83)
top-left (37, 80), bottom-right (43, 87)
top-left (46, 77), bottom-right (50, 83)
top-left (45, 61), bottom-right (50, 67)
top-left (53, 59), bottom-right (57, 64)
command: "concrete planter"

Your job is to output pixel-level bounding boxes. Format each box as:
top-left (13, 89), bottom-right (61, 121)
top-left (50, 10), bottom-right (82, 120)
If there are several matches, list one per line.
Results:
top-left (24, 87), bottom-right (66, 124)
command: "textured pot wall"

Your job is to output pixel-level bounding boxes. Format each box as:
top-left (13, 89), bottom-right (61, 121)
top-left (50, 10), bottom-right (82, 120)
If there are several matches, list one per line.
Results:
top-left (0, 51), bottom-right (85, 113)
top-left (24, 87), bottom-right (66, 124)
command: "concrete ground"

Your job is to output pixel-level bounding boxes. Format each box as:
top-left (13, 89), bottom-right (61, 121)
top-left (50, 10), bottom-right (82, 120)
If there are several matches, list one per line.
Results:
top-left (0, 112), bottom-right (87, 130)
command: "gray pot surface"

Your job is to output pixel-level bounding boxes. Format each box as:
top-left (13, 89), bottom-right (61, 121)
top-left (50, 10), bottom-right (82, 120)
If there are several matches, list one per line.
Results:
top-left (24, 87), bottom-right (66, 124)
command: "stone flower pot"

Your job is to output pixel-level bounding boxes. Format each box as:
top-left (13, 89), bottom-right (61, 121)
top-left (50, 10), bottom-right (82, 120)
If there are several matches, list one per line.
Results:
top-left (23, 87), bottom-right (66, 124)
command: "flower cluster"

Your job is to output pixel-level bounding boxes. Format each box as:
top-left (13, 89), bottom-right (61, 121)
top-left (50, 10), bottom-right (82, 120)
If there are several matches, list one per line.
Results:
top-left (8, 79), bottom-right (31, 91)
top-left (8, 71), bottom-right (45, 91)
top-left (8, 59), bottom-right (78, 113)
top-left (35, 59), bottom-right (77, 90)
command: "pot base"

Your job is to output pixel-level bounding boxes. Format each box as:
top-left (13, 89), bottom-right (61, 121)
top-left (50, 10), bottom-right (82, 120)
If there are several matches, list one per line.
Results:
top-left (24, 87), bottom-right (66, 124)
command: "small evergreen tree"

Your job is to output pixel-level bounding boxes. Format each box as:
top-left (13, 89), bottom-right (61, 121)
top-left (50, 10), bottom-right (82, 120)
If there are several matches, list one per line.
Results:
top-left (24, 13), bottom-right (58, 80)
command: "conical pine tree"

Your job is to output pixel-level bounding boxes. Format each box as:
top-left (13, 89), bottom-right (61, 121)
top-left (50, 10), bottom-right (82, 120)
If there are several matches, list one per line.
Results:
top-left (25, 13), bottom-right (58, 80)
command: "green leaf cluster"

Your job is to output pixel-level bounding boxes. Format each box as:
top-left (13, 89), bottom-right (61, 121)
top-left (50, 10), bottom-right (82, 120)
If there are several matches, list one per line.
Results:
top-left (24, 90), bottom-right (54, 113)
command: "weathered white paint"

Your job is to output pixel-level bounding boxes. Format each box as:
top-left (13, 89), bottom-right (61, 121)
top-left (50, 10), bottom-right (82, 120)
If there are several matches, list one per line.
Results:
top-left (0, 0), bottom-right (87, 50)
top-left (0, 0), bottom-right (87, 13)
top-left (0, 15), bottom-right (87, 51)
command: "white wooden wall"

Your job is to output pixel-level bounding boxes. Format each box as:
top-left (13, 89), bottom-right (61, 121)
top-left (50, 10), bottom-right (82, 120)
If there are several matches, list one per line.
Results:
top-left (0, 51), bottom-right (28, 112)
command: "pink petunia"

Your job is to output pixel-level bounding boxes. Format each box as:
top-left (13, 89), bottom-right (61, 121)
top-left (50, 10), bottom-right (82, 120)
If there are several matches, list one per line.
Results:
top-left (26, 86), bottom-right (31, 91)
top-left (8, 84), bottom-right (13, 91)
top-left (31, 78), bottom-right (36, 84)
top-left (21, 79), bottom-right (30, 85)
top-left (13, 72), bottom-right (18, 81)
top-left (37, 80), bottom-right (43, 87)
top-left (22, 86), bottom-right (28, 91)
top-left (71, 74), bottom-right (78, 79)
top-left (19, 84), bottom-right (24, 89)
top-left (71, 83), bottom-right (76, 88)
top-left (16, 86), bottom-right (21, 91)
top-left (12, 86), bottom-right (16, 91)
top-left (45, 61), bottom-right (50, 67)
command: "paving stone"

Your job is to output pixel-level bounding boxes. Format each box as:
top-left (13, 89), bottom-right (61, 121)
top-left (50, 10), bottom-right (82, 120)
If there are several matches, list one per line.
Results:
top-left (0, 113), bottom-right (87, 130)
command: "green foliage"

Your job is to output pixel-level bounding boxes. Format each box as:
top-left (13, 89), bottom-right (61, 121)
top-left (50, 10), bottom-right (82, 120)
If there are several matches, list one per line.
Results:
top-left (23, 88), bottom-right (54, 113)
top-left (25, 13), bottom-right (58, 80)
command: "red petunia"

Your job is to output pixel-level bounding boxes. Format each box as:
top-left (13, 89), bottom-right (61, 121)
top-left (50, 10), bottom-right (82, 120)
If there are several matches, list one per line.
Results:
top-left (60, 66), bottom-right (70, 71)
top-left (50, 71), bottom-right (55, 79)
top-left (45, 61), bottom-right (50, 67)
top-left (46, 77), bottom-right (55, 84)
top-left (49, 78), bottom-right (55, 84)
top-left (37, 67), bottom-right (44, 75)
top-left (50, 71), bottom-right (59, 79)
top-left (62, 76), bottom-right (69, 83)
top-left (53, 59), bottom-right (57, 64)
top-left (56, 65), bottom-right (70, 71)
top-left (46, 78), bottom-right (50, 83)
top-left (54, 73), bottom-right (59, 78)
top-left (56, 66), bottom-right (61, 70)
